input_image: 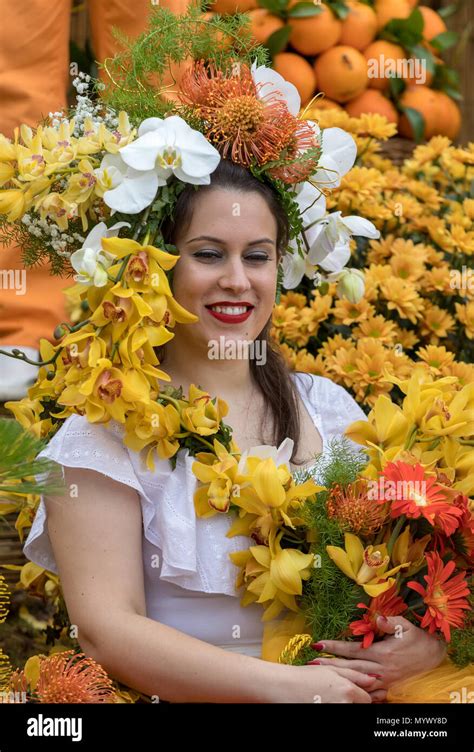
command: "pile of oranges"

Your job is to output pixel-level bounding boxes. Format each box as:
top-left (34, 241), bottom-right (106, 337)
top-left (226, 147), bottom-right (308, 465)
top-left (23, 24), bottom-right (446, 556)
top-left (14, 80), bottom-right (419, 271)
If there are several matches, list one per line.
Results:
top-left (206, 0), bottom-right (462, 140)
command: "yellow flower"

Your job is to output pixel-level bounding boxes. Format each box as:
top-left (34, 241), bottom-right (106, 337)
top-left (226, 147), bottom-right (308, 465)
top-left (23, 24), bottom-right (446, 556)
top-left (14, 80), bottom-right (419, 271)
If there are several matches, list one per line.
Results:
top-left (332, 297), bottom-right (374, 325)
top-left (58, 357), bottom-right (151, 423)
top-left (391, 526), bottom-right (430, 576)
top-left (124, 401), bottom-right (181, 469)
top-left (417, 346), bottom-right (455, 375)
top-left (193, 440), bottom-right (243, 515)
top-left (180, 384), bottom-right (228, 437)
top-left (327, 533), bottom-right (407, 597)
top-left (379, 278), bottom-right (424, 324)
top-left (354, 113), bottom-right (397, 140)
top-left (230, 527), bottom-right (315, 621)
top-left (419, 304), bottom-right (455, 343)
top-left (353, 315), bottom-right (397, 345)
top-left (455, 302), bottom-right (474, 340)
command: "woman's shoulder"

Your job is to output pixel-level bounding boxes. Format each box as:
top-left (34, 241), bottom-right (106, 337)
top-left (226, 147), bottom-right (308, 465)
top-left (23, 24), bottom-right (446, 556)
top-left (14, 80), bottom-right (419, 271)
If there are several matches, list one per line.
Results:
top-left (290, 371), bottom-right (368, 439)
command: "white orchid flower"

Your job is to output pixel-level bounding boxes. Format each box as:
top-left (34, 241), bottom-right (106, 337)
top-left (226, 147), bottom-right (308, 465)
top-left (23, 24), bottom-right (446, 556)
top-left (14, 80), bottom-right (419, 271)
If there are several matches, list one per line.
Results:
top-left (326, 268), bottom-right (366, 304)
top-left (102, 115), bottom-right (221, 214)
top-left (237, 437), bottom-right (294, 475)
top-left (250, 60), bottom-right (301, 116)
top-left (281, 250), bottom-right (320, 290)
top-left (307, 124), bottom-right (357, 189)
top-left (308, 212), bottom-right (380, 272)
top-left (70, 220), bottom-right (130, 287)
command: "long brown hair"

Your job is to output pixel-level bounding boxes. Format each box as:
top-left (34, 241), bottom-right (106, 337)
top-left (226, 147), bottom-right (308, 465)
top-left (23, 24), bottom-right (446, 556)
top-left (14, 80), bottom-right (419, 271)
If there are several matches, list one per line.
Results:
top-left (158, 158), bottom-right (304, 464)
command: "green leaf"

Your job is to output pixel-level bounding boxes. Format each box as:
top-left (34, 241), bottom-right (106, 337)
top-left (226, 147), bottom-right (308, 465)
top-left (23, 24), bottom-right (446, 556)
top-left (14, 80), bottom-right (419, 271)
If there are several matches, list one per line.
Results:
top-left (441, 85), bottom-right (463, 102)
top-left (438, 4), bottom-right (459, 20)
top-left (327, 0), bottom-right (350, 19)
top-left (287, 2), bottom-right (323, 18)
top-left (430, 31), bottom-right (459, 52)
top-left (381, 8), bottom-right (424, 46)
top-left (265, 24), bottom-right (293, 56)
top-left (257, 0), bottom-right (287, 14)
top-left (389, 75), bottom-right (406, 99)
top-left (410, 44), bottom-right (436, 76)
top-left (400, 105), bottom-right (425, 143)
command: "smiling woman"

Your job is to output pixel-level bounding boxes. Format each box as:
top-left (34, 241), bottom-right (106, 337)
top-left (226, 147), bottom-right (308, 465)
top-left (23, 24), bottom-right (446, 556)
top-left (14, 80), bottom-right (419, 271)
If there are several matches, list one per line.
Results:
top-left (157, 157), bottom-right (310, 465)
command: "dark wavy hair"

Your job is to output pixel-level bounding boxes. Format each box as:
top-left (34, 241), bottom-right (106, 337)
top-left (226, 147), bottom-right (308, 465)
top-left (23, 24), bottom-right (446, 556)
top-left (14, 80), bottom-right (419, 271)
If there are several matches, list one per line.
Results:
top-left (158, 158), bottom-right (304, 464)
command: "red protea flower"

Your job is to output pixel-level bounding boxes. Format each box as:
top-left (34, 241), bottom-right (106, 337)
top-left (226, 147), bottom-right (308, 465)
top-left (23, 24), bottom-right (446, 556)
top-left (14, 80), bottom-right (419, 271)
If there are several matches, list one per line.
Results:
top-left (349, 584), bottom-right (408, 648)
top-left (8, 650), bottom-right (116, 703)
top-left (326, 479), bottom-right (389, 537)
top-left (266, 118), bottom-right (321, 184)
top-left (178, 58), bottom-right (298, 169)
top-left (379, 461), bottom-right (464, 536)
top-left (408, 551), bottom-right (470, 641)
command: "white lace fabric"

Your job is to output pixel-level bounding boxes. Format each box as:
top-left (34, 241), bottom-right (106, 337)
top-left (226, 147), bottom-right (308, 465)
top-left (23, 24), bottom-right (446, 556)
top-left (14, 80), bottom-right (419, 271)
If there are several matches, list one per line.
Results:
top-left (23, 373), bottom-right (368, 598)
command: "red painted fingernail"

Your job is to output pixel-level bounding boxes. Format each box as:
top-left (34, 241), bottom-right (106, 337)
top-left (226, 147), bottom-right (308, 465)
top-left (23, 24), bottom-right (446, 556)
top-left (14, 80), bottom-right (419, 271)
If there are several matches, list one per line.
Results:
top-left (368, 673), bottom-right (382, 679)
top-left (378, 615), bottom-right (388, 623)
top-left (311, 642), bottom-right (325, 650)
top-left (307, 660), bottom-right (321, 665)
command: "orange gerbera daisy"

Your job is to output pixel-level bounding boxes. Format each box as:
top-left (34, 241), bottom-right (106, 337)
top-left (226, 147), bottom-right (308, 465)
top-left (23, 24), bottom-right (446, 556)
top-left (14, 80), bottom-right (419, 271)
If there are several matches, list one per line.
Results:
top-left (349, 584), bottom-right (408, 648)
top-left (178, 58), bottom-right (312, 178)
top-left (380, 461), bottom-right (464, 537)
top-left (408, 552), bottom-right (470, 641)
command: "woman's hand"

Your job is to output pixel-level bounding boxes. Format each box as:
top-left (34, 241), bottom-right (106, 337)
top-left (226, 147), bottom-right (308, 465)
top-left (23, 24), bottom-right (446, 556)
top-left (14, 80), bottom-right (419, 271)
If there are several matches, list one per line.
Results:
top-left (271, 662), bottom-right (379, 703)
top-left (306, 615), bottom-right (447, 692)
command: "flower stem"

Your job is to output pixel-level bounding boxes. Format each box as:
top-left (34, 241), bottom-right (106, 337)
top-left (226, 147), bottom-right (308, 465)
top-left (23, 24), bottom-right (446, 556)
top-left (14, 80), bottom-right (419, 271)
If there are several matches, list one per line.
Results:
top-left (387, 515), bottom-right (406, 557)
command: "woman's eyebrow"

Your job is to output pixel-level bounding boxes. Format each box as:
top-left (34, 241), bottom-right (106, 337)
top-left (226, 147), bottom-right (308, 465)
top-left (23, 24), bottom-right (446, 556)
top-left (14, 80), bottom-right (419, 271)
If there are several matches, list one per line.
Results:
top-left (185, 235), bottom-right (275, 245)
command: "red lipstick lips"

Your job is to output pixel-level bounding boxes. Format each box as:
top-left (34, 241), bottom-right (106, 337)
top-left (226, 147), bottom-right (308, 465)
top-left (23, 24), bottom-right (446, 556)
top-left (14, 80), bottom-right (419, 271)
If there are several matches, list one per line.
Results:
top-left (205, 301), bottom-right (254, 324)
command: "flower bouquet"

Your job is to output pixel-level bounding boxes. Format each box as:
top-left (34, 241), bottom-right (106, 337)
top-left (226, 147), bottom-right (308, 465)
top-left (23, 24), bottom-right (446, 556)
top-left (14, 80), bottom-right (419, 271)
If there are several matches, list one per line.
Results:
top-left (212, 366), bottom-right (473, 678)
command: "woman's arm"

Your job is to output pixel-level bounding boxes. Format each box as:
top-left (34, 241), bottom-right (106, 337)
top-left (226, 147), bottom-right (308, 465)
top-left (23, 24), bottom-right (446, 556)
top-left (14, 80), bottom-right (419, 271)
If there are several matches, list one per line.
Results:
top-left (45, 467), bottom-right (377, 703)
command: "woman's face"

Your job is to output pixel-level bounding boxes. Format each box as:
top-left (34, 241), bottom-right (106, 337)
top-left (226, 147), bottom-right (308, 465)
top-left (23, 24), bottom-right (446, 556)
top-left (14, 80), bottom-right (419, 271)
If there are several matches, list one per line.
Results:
top-left (169, 187), bottom-right (279, 350)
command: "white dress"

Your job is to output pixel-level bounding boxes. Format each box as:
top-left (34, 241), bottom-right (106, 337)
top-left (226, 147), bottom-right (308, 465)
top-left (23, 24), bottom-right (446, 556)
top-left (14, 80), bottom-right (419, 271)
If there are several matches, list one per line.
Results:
top-left (23, 372), bottom-right (368, 659)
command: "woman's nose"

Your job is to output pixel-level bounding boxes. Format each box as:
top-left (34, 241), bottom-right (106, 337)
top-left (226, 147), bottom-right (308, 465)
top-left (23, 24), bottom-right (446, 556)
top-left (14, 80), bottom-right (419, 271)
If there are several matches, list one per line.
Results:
top-left (218, 259), bottom-right (252, 292)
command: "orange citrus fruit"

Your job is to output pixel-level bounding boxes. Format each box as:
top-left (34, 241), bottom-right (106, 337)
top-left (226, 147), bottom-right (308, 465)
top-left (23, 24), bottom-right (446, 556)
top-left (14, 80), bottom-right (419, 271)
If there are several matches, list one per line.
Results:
top-left (198, 12), bottom-right (233, 50)
top-left (419, 6), bottom-right (447, 52)
top-left (314, 46), bottom-right (368, 103)
top-left (402, 55), bottom-right (435, 87)
top-left (374, 0), bottom-right (411, 31)
top-left (273, 52), bottom-right (317, 106)
top-left (288, 3), bottom-right (342, 56)
top-left (432, 91), bottom-right (461, 140)
top-left (339, 1), bottom-right (378, 51)
top-left (363, 40), bottom-right (407, 91)
top-left (303, 98), bottom-right (343, 114)
top-left (398, 85), bottom-right (441, 139)
top-left (246, 8), bottom-right (285, 45)
top-left (345, 88), bottom-right (399, 124)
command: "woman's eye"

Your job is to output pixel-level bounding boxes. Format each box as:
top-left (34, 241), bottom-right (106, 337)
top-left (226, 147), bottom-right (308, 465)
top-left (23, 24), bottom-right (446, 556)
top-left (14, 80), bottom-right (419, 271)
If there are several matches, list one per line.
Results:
top-left (193, 251), bottom-right (270, 262)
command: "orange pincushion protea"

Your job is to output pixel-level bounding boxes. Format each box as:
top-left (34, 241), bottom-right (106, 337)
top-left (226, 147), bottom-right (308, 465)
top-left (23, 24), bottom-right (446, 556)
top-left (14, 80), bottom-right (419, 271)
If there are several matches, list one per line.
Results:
top-left (178, 58), bottom-right (313, 178)
top-left (266, 118), bottom-right (321, 184)
top-left (8, 650), bottom-right (116, 703)
top-left (326, 479), bottom-right (389, 536)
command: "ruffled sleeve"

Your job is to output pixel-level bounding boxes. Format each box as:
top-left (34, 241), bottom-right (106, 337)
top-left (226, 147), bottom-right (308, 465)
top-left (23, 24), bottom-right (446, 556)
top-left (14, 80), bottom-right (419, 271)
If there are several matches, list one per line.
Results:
top-left (22, 413), bottom-right (257, 596)
top-left (22, 413), bottom-right (148, 576)
top-left (292, 371), bottom-right (369, 451)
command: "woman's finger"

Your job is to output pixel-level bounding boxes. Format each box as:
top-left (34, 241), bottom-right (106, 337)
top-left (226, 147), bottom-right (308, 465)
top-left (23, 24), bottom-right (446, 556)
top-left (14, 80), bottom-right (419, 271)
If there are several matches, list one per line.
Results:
top-left (330, 666), bottom-right (379, 689)
top-left (370, 689), bottom-right (388, 703)
top-left (311, 639), bottom-right (367, 659)
top-left (307, 656), bottom-right (384, 675)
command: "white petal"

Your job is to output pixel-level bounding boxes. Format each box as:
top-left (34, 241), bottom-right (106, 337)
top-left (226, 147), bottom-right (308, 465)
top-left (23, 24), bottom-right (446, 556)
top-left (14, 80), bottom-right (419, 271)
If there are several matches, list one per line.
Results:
top-left (281, 251), bottom-right (306, 289)
top-left (295, 182), bottom-right (327, 228)
top-left (319, 242), bottom-right (351, 273)
top-left (105, 220), bottom-right (132, 237)
top-left (316, 128), bottom-right (357, 187)
top-left (119, 130), bottom-right (165, 171)
top-left (251, 62), bottom-right (301, 115)
top-left (99, 152), bottom-right (128, 175)
top-left (178, 130), bottom-right (221, 177)
top-left (342, 216), bottom-right (380, 239)
top-left (138, 117), bottom-right (165, 137)
top-left (94, 265), bottom-right (109, 287)
top-left (81, 221), bottom-right (108, 252)
top-left (103, 169), bottom-right (161, 214)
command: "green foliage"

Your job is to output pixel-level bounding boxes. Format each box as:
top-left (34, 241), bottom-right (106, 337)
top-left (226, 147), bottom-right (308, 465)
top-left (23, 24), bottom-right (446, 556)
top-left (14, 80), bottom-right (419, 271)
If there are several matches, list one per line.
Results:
top-left (448, 592), bottom-right (474, 668)
top-left (287, 438), bottom-right (369, 661)
top-left (0, 419), bottom-right (66, 497)
top-left (100, 3), bottom-right (270, 126)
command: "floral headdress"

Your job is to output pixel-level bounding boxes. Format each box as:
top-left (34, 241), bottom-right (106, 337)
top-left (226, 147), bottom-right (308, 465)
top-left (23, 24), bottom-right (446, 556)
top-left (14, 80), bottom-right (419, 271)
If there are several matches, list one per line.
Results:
top-left (1, 4), bottom-right (378, 455)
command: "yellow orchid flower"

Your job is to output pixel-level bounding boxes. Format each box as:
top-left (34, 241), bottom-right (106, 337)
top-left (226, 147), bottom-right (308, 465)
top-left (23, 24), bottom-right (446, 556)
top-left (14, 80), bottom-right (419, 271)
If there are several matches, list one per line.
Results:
top-left (391, 526), bottom-right (430, 576)
top-left (102, 111), bottom-right (136, 154)
top-left (124, 401), bottom-right (181, 469)
top-left (230, 528), bottom-right (315, 621)
top-left (180, 384), bottom-right (228, 437)
top-left (327, 533), bottom-right (409, 597)
top-left (193, 442), bottom-right (244, 515)
top-left (58, 357), bottom-right (151, 423)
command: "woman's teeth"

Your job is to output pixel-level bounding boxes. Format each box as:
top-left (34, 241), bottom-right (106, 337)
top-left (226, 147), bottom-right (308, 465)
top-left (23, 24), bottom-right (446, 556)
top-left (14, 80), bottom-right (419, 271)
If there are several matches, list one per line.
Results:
top-left (209, 306), bottom-right (249, 315)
